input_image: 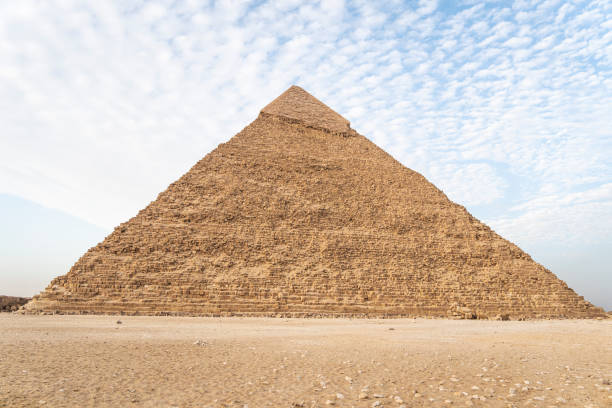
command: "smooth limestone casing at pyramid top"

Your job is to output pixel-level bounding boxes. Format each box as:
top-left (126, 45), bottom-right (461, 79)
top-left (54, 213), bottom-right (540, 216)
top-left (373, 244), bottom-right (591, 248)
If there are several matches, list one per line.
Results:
top-left (23, 86), bottom-right (606, 319)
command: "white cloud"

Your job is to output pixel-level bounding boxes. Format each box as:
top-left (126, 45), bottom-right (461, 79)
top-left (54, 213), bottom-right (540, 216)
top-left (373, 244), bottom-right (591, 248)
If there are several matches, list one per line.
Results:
top-left (427, 162), bottom-right (508, 206)
top-left (504, 36), bottom-right (532, 48)
top-left (490, 189), bottom-right (612, 248)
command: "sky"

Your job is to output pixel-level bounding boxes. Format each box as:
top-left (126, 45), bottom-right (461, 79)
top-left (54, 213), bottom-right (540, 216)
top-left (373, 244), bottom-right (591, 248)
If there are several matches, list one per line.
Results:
top-left (0, 0), bottom-right (610, 310)
top-left (0, 194), bottom-right (107, 297)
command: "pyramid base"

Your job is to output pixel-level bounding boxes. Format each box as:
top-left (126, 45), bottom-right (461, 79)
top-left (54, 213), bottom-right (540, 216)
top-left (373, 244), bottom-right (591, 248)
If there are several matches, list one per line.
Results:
top-left (21, 298), bottom-right (608, 320)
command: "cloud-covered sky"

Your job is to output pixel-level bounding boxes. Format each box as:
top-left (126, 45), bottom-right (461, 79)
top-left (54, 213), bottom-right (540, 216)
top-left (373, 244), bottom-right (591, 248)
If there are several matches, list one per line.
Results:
top-left (1, 0), bottom-right (610, 308)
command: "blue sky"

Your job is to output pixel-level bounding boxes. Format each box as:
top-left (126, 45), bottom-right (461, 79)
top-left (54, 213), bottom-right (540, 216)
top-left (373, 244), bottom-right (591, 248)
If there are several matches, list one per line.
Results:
top-left (0, 194), bottom-right (107, 296)
top-left (0, 0), bottom-right (610, 310)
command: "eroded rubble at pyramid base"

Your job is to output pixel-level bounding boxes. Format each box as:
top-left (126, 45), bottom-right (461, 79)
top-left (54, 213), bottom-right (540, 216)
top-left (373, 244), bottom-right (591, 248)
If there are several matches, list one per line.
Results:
top-left (20, 310), bottom-right (607, 320)
top-left (1, 296), bottom-right (31, 312)
top-left (22, 291), bottom-right (606, 320)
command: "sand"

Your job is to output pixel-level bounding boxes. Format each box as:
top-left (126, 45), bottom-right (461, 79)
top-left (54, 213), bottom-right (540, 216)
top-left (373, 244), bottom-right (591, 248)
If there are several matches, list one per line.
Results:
top-left (1, 315), bottom-right (610, 407)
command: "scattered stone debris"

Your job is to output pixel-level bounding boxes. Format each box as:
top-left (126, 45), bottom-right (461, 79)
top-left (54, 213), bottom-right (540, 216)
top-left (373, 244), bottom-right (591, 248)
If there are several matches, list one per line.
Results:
top-left (0, 296), bottom-right (31, 312)
top-left (193, 339), bottom-right (208, 346)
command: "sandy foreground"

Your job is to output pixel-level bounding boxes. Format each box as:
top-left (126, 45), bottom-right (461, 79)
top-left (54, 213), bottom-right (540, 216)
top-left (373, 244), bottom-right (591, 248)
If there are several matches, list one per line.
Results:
top-left (0, 315), bottom-right (610, 408)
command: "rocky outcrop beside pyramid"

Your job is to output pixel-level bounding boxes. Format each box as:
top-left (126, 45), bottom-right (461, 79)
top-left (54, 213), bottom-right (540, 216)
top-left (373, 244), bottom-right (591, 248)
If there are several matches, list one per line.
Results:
top-left (23, 86), bottom-right (606, 319)
top-left (1, 296), bottom-right (31, 312)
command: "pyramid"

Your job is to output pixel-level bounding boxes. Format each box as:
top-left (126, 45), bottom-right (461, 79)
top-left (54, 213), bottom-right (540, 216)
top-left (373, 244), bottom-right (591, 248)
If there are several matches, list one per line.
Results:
top-left (24, 86), bottom-right (605, 319)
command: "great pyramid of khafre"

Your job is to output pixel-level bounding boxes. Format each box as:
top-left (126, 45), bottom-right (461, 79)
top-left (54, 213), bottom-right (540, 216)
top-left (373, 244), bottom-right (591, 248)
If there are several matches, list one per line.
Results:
top-left (24, 86), bottom-right (605, 319)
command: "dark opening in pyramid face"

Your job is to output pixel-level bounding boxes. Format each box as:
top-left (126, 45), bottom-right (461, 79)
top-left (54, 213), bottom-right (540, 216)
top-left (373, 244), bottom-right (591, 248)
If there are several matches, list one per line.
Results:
top-left (23, 86), bottom-right (605, 319)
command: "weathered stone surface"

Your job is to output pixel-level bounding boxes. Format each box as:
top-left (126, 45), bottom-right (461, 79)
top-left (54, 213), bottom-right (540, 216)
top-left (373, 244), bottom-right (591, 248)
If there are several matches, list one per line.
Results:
top-left (0, 296), bottom-right (31, 312)
top-left (23, 86), bottom-right (606, 319)
top-left (261, 86), bottom-right (351, 135)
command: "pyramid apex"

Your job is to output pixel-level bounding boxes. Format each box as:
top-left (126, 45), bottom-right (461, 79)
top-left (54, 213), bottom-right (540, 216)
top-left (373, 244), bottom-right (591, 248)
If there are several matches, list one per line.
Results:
top-left (261, 85), bottom-right (351, 133)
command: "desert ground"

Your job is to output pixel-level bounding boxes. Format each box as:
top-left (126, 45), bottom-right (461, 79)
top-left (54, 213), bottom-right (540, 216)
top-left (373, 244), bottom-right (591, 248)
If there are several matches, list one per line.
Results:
top-left (0, 315), bottom-right (610, 408)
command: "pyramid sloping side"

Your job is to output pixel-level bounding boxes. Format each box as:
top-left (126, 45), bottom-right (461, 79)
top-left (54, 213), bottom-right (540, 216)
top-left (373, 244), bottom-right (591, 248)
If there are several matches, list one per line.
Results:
top-left (24, 112), bottom-right (605, 319)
